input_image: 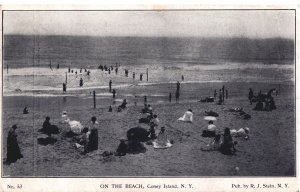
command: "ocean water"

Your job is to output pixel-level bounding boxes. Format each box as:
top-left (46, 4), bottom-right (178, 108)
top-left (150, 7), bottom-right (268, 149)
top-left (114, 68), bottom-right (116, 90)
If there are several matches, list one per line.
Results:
top-left (3, 35), bottom-right (294, 97)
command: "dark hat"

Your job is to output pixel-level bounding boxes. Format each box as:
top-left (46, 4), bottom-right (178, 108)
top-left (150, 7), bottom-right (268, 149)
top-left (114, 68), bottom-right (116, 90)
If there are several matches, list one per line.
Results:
top-left (12, 124), bottom-right (17, 129)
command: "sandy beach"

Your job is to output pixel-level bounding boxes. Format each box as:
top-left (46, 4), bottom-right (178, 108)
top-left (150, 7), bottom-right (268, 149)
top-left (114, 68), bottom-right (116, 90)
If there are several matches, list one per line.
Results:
top-left (2, 81), bottom-right (295, 176)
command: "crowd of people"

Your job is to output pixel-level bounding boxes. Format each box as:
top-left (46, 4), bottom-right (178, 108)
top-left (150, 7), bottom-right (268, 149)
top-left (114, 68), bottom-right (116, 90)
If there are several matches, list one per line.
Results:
top-left (6, 71), bottom-right (278, 165)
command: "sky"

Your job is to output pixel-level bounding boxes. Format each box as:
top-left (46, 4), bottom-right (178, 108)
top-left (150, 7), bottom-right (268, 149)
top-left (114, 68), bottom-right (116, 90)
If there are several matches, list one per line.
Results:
top-left (3, 10), bottom-right (295, 39)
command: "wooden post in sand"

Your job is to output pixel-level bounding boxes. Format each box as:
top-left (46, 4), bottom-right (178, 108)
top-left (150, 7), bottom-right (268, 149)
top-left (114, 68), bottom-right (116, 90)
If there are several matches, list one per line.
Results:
top-left (146, 68), bottom-right (148, 82)
top-left (93, 90), bottom-right (96, 109)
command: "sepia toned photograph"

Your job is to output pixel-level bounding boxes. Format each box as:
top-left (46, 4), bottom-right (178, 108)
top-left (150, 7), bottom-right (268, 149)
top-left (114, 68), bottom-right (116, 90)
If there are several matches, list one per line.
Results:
top-left (2, 9), bottom-right (295, 177)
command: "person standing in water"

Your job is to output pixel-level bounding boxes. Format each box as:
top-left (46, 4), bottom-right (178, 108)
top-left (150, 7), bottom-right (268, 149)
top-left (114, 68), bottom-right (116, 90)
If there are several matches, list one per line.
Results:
top-left (133, 72), bottom-right (135, 79)
top-left (63, 83), bottom-right (67, 93)
top-left (79, 78), bottom-right (83, 87)
top-left (181, 75), bottom-right (184, 81)
top-left (109, 80), bottom-right (112, 92)
top-left (169, 93), bottom-right (172, 103)
top-left (112, 89), bottom-right (116, 99)
top-left (140, 73), bottom-right (143, 81)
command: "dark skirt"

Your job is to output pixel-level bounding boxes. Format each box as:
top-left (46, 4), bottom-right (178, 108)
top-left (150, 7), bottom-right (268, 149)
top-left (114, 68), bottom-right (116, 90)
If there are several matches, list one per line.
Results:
top-left (202, 130), bottom-right (216, 138)
top-left (87, 129), bottom-right (98, 151)
top-left (7, 134), bottom-right (23, 163)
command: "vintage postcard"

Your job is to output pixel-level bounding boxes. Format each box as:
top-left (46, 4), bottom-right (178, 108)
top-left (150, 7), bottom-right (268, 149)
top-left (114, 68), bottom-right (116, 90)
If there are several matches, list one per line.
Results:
top-left (0, 4), bottom-right (299, 192)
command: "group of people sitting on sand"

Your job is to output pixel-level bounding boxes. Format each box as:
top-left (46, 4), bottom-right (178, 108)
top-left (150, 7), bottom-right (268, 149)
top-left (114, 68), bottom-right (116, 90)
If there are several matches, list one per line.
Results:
top-left (175, 107), bottom-right (250, 155)
top-left (249, 88), bottom-right (277, 111)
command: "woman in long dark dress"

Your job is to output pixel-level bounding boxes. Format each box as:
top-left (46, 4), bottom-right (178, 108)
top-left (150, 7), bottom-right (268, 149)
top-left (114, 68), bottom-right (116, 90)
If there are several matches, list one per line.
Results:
top-left (7, 125), bottom-right (23, 164)
top-left (220, 127), bottom-right (236, 155)
top-left (87, 116), bottom-right (99, 152)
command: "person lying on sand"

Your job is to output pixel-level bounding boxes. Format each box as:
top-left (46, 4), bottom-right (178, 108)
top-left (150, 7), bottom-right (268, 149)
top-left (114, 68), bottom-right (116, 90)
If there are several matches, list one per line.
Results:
top-left (201, 134), bottom-right (222, 151)
top-left (204, 111), bottom-right (219, 117)
top-left (202, 120), bottom-right (217, 137)
top-left (200, 97), bottom-right (214, 103)
top-left (229, 107), bottom-right (243, 112)
top-left (230, 127), bottom-right (250, 140)
top-left (178, 109), bottom-right (193, 123)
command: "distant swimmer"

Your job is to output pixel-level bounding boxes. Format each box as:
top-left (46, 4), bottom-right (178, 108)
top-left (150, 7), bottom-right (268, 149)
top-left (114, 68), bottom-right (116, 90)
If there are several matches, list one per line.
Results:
top-left (109, 80), bottom-right (112, 92)
top-left (79, 78), bottom-right (83, 87)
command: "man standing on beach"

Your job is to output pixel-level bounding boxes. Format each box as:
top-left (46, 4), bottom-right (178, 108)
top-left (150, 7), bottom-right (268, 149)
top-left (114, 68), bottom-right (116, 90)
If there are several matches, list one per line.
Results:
top-left (109, 80), bottom-right (112, 92)
top-left (249, 88), bottom-right (254, 105)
